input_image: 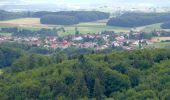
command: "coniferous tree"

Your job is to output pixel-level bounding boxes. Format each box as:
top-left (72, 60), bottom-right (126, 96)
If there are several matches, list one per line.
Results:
top-left (94, 78), bottom-right (104, 100)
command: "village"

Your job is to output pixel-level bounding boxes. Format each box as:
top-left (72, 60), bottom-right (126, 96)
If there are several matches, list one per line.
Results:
top-left (0, 30), bottom-right (169, 50)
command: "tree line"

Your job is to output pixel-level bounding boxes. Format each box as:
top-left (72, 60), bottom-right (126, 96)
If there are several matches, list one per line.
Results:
top-left (0, 10), bottom-right (31, 21)
top-left (0, 44), bottom-right (170, 100)
top-left (40, 15), bottom-right (79, 25)
top-left (0, 10), bottom-right (110, 25)
top-left (0, 27), bottom-right (59, 37)
top-left (2, 10), bottom-right (170, 29)
top-left (39, 11), bottom-right (110, 25)
top-left (107, 13), bottom-right (170, 27)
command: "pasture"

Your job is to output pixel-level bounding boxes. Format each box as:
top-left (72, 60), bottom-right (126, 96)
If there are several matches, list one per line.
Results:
top-left (60, 22), bottom-right (130, 36)
top-left (135, 23), bottom-right (170, 32)
top-left (151, 37), bottom-right (170, 42)
top-left (149, 37), bottom-right (170, 48)
top-left (141, 23), bottom-right (162, 32)
top-left (1, 18), bottom-right (170, 36)
top-left (148, 42), bottom-right (170, 48)
top-left (0, 18), bottom-right (41, 26)
top-left (0, 69), bottom-right (3, 75)
top-left (134, 23), bottom-right (162, 32)
top-left (0, 18), bottom-right (130, 36)
top-left (0, 32), bottom-right (11, 36)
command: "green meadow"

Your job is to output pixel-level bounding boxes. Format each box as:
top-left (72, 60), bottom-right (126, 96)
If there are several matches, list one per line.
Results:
top-left (2, 18), bottom-right (170, 37)
top-left (0, 18), bottom-right (130, 36)
top-left (148, 42), bottom-right (170, 48)
top-left (0, 32), bottom-right (12, 36)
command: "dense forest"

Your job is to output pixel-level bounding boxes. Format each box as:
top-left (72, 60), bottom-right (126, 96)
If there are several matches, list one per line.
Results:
top-left (40, 15), bottom-right (79, 25)
top-left (0, 44), bottom-right (170, 100)
top-left (107, 13), bottom-right (170, 27)
top-left (0, 10), bottom-right (109, 25)
top-left (0, 10), bottom-right (30, 21)
top-left (39, 11), bottom-right (110, 25)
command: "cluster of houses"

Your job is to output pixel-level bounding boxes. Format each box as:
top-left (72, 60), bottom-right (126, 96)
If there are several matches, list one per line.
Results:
top-left (0, 36), bottom-right (11, 43)
top-left (0, 31), bottom-right (153, 50)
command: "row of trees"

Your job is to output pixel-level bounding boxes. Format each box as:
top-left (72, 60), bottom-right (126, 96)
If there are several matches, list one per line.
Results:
top-left (0, 10), bottom-right (109, 25)
top-left (0, 27), bottom-right (59, 37)
top-left (0, 44), bottom-right (170, 99)
top-left (40, 11), bottom-right (110, 25)
top-left (0, 10), bottom-right (30, 21)
top-left (107, 13), bottom-right (170, 27)
top-left (40, 15), bottom-right (79, 25)
top-left (2, 10), bottom-right (170, 29)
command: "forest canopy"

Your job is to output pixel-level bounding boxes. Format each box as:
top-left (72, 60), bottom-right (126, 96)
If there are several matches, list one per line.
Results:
top-left (107, 13), bottom-right (170, 27)
top-left (39, 11), bottom-right (110, 25)
top-left (0, 10), bottom-right (30, 21)
top-left (0, 10), bottom-right (110, 25)
top-left (40, 15), bottom-right (79, 25)
top-left (0, 44), bottom-right (170, 100)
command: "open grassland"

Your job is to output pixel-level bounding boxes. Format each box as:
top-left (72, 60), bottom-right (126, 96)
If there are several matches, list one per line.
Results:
top-left (0, 32), bottom-right (12, 36)
top-left (141, 23), bottom-right (162, 32)
top-left (0, 18), bottom-right (41, 26)
top-left (0, 69), bottom-right (3, 75)
top-left (151, 37), bottom-right (170, 42)
top-left (1, 18), bottom-right (170, 36)
top-left (60, 22), bottom-right (130, 36)
top-left (134, 23), bottom-right (162, 32)
top-left (149, 37), bottom-right (170, 48)
top-left (0, 18), bottom-right (130, 36)
top-left (0, 18), bottom-right (49, 30)
top-left (148, 42), bottom-right (170, 48)
top-left (136, 23), bottom-right (170, 32)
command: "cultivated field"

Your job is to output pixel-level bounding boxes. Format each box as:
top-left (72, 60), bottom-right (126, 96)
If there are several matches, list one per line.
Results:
top-left (134, 23), bottom-right (162, 32)
top-left (1, 18), bottom-right (170, 36)
top-left (0, 18), bottom-right (49, 28)
top-left (0, 18), bottom-right (130, 36)
top-left (141, 23), bottom-right (162, 32)
top-left (135, 23), bottom-right (170, 32)
top-left (151, 37), bottom-right (170, 42)
top-left (0, 32), bottom-right (11, 36)
top-left (0, 18), bottom-right (40, 25)
top-left (149, 37), bottom-right (170, 48)
top-left (148, 42), bottom-right (170, 48)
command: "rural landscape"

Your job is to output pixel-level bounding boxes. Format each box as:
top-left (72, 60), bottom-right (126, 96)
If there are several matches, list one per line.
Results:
top-left (0, 0), bottom-right (170, 100)
top-left (0, 16), bottom-right (129, 35)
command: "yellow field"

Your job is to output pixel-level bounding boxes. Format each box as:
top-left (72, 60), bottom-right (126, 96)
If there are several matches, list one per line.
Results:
top-left (0, 18), bottom-right (40, 25)
top-left (151, 37), bottom-right (170, 42)
top-left (0, 18), bottom-right (50, 28)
